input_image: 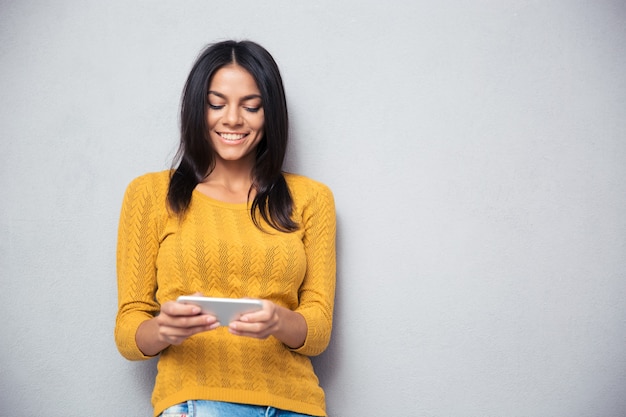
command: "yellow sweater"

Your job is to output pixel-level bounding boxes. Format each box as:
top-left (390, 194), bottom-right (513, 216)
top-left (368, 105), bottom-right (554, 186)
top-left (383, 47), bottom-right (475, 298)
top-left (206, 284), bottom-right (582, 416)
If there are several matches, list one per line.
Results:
top-left (115, 170), bottom-right (336, 417)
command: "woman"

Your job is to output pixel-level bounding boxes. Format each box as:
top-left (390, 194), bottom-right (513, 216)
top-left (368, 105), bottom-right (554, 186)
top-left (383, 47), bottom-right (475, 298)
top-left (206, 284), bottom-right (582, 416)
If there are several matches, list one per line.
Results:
top-left (115, 40), bottom-right (336, 417)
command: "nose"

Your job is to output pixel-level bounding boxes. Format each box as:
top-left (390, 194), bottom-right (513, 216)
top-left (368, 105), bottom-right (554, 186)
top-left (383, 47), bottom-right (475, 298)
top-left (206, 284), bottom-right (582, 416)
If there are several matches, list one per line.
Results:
top-left (223, 105), bottom-right (242, 126)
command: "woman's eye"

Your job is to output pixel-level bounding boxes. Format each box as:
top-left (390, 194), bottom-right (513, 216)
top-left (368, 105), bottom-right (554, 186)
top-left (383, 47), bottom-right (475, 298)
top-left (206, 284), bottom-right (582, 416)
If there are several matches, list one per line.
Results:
top-left (208, 103), bottom-right (224, 110)
top-left (244, 107), bottom-right (261, 113)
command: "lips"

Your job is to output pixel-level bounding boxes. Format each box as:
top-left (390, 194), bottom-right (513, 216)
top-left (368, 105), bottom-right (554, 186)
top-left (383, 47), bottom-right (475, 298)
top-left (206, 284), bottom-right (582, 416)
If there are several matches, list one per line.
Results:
top-left (219, 132), bottom-right (247, 141)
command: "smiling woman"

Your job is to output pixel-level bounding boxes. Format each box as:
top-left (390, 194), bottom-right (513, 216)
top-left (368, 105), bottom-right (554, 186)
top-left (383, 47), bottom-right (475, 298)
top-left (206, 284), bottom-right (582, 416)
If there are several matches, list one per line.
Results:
top-left (203, 64), bottom-right (266, 192)
top-left (114, 40), bottom-right (336, 417)
top-left (167, 41), bottom-right (296, 231)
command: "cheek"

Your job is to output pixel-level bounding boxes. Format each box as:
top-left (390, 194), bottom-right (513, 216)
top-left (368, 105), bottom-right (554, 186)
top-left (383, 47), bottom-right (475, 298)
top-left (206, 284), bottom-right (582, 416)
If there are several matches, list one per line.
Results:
top-left (255, 126), bottom-right (265, 142)
top-left (206, 111), bottom-right (216, 128)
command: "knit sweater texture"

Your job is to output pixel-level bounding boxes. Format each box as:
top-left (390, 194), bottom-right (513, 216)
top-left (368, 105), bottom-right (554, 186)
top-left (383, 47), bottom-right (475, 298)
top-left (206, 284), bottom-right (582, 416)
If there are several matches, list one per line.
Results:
top-left (115, 170), bottom-right (336, 417)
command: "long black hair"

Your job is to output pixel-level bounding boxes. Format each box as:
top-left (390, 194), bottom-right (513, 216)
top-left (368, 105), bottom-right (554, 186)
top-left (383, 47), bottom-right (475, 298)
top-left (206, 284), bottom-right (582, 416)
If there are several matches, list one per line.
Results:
top-left (167, 40), bottom-right (297, 232)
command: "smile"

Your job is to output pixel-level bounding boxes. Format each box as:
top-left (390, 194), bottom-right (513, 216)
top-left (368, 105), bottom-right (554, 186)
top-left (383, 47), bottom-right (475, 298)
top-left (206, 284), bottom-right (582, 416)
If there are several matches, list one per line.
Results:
top-left (219, 132), bottom-right (247, 141)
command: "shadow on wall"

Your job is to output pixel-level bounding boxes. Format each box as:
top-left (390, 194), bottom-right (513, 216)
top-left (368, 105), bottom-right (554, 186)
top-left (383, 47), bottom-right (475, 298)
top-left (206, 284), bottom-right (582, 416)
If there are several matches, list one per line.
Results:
top-left (133, 358), bottom-right (159, 405)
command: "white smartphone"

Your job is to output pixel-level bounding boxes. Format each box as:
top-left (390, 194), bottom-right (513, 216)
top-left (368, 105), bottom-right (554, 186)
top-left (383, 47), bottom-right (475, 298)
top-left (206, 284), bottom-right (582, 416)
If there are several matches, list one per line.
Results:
top-left (176, 296), bottom-right (263, 325)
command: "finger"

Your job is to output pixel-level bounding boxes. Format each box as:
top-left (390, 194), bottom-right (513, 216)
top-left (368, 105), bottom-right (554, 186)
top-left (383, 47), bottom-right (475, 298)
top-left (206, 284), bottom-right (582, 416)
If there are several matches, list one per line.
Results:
top-left (228, 320), bottom-right (275, 339)
top-left (161, 300), bottom-right (203, 317)
top-left (157, 312), bottom-right (219, 329)
top-left (239, 301), bottom-right (274, 323)
top-left (180, 314), bottom-right (220, 328)
top-left (165, 322), bottom-right (218, 337)
top-left (161, 321), bottom-right (221, 344)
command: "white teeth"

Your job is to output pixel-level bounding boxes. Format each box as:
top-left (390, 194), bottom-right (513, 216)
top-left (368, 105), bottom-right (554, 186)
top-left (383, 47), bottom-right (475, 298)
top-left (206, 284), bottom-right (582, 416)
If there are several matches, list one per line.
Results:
top-left (220, 133), bottom-right (246, 140)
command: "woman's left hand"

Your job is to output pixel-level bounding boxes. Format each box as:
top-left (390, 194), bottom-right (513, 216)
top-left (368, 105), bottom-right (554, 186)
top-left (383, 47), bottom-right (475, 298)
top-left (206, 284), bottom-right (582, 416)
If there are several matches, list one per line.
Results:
top-left (228, 300), bottom-right (307, 349)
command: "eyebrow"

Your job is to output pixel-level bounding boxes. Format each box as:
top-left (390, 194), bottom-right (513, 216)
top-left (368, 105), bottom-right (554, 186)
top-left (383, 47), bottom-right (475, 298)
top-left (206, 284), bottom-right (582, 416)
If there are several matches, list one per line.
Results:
top-left (207, 91), bottom-right (262, 101)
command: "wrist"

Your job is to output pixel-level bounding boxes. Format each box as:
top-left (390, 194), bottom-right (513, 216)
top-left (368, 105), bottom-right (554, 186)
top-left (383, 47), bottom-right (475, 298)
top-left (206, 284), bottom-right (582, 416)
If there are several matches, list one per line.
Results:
top-left (136, 317), bottom-right (170, 357)
top-left (273, 306), bottom-right (307, 349)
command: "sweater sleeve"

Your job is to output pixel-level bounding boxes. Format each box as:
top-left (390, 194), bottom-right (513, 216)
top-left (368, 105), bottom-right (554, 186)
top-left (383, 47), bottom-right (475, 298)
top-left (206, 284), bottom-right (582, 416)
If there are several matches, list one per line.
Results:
top-left (292, 181), bottom-right (337, 356)
top-left (114, 173), bottom-right (165, 360)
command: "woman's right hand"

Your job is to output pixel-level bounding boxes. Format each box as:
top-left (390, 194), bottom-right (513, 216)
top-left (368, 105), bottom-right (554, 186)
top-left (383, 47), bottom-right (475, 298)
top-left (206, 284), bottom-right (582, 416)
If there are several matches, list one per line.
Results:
top-left (136, 297), bottom-right (220, 356)
top-left (155, 300), bottom-right (220, 345)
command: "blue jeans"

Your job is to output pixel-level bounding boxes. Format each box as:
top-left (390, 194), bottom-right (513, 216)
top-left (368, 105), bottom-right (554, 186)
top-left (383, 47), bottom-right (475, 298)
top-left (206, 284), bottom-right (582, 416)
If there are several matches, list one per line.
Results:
top-left (159, 400), bottom-right (316, 417)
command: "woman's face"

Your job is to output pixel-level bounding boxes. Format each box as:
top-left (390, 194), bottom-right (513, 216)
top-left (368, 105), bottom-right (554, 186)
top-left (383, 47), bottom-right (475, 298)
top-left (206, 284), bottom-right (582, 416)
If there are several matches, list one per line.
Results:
top-left (206, 64), bottom-right (265, 166)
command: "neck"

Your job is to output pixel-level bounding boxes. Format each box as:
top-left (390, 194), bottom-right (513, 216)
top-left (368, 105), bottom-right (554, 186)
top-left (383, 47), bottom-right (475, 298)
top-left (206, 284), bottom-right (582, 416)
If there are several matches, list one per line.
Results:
top-left (198, 159), bottom-right (256, 203)
top-left (211, 154), bottom-right (254, 179)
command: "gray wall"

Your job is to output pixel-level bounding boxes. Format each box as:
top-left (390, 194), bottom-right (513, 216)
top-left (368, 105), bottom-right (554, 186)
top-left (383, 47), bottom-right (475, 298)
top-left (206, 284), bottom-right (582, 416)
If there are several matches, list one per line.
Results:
top-left (1, 1), bottom-right (625, 416)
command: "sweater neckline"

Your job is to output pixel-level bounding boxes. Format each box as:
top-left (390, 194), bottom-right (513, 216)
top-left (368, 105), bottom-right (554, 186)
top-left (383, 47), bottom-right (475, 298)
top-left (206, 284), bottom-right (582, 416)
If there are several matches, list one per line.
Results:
top-left (192, 189), bottom-right (251, 211)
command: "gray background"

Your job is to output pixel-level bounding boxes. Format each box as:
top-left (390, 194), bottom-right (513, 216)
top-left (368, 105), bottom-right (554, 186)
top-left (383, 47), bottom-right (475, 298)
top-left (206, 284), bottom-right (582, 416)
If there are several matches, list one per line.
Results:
top-left (1, 1), bottom-right (625, 416)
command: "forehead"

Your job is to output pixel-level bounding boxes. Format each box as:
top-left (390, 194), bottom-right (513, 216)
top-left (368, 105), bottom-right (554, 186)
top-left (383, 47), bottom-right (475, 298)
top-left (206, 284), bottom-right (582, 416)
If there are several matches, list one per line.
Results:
top-left (209, 64), bottom-right (260, 95)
